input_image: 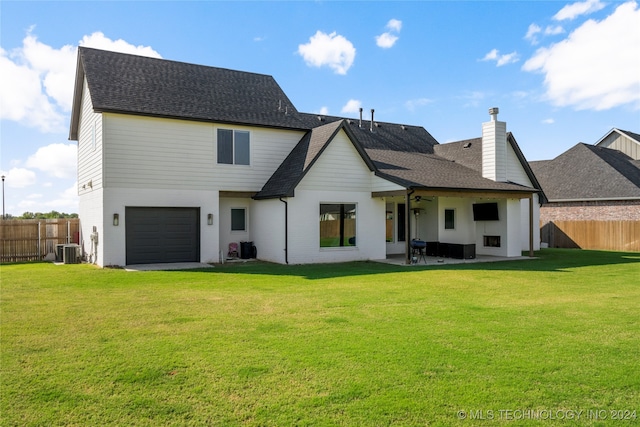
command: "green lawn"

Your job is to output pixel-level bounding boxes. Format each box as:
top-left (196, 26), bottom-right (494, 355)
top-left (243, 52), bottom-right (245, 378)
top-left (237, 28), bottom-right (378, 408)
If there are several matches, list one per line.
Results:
top-left (1, 249), bottom-right (639, 426)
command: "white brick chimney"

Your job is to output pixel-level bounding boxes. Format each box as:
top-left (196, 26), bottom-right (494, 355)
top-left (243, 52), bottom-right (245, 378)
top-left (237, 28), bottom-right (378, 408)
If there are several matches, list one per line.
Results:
top-left (482, 107), bottom-right (507, 182)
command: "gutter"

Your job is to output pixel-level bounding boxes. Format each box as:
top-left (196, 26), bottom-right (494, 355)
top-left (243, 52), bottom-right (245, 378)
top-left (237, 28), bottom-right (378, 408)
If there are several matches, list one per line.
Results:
top-left (546, 197), bottom-right (640, 203)
top-left (279, 197), bottom-right (289, 264)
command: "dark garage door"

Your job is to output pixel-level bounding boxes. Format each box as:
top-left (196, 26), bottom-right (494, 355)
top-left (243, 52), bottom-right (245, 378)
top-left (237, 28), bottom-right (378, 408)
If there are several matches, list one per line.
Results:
top-left (126, 207), bottom-right (200, 265)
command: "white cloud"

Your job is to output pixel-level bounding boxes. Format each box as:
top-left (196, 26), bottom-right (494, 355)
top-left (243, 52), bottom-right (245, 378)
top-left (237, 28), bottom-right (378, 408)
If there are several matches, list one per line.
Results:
top-left (376, 33), bottom-right (399, 49)
top-left (79, 32), bottom-right (161, 58)
top-left (15, 183), bottom-right (78, 213)
top-left (481, 49), bottom-right (519, 66)
top-left (545, 25), bottom-right (565, 36)
top-left (386, 19), bottom-right (402, 33)
top-left (2, 168), bottom-right (37, 188)
top-left (0, 30), bottom-right (160, 133)
top-left (41, 183), bottom-right (79, 213)
top-left (297, 31), bottom-right (356, 75)
top-left (553, 0), bottom-right (606, 21)
top-left (526, 24), bottom-right (565, 45)
top-left (405, 98), bottom-right (433, 112)
top-left (542, 118), bottom-right (555, 124)
top-left (525, 24), bottom-right (542, 44)
top-left (341, 99), bottom-right (362, 114)
top-left (0, 46), bottom-right (66, 132)
top-left (459, 91), bottom-right (487, 108)
top-left (376, 19), bottom-right (402, 49)
top-left (26, 143), bottom-right (77, 179)
top-left (523, 1), bottom-right (640, 110)
top-left (319, 106), bottom-right (329, 115)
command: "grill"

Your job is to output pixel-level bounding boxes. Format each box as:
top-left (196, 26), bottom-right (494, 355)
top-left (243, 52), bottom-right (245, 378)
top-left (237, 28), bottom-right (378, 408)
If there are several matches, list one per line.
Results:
top-left (410, 239), bottom-right (427, 264)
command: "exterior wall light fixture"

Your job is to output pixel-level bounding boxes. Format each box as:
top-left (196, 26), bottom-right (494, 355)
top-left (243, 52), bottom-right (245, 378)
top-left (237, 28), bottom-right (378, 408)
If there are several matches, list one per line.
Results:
top-left (207, 213), bottom-right (214, 225)
top-left (113, 213), bottom-right (119, 226)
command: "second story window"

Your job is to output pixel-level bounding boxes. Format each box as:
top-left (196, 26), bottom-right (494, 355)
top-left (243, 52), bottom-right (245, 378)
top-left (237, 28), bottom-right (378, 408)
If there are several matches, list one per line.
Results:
top-left (218, 129), bottom-right (250, 165)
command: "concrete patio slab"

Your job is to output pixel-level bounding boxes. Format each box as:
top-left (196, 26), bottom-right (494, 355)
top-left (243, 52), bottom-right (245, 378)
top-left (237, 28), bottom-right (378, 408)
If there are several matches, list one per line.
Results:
top-left (373, 254), bottom-right (535, 266)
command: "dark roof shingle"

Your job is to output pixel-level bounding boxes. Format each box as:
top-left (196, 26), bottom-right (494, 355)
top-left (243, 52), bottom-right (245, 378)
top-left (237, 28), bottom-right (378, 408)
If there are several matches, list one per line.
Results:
top-left (71, 47), bottom-right (309, 138)
top-left (70, 48), bottom-right (540, 198)
top-left (530, 143), bottom-right (640, 201)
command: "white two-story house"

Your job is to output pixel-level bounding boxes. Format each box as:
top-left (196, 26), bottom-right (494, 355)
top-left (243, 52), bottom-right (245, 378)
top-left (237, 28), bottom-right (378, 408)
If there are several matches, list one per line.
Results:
top-left (69, 48), bottom-right (543, 267)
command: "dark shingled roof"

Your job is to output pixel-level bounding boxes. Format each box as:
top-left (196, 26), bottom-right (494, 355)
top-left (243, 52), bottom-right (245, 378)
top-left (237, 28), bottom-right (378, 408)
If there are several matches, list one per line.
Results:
top-left (69, 47), bottom-right (309, 139)
top-left (255, 120), bottom-right (374, 199)
top-left (618, 129), bottom-right (640, 142)
top-left (435, 133), bottom-right (546, 201)
top-left (256, 119), bottom-right (538, 198)
top-left (530, 143), bottom-right (640, 201)
top-left (70, 48), bottom-right (540, 198)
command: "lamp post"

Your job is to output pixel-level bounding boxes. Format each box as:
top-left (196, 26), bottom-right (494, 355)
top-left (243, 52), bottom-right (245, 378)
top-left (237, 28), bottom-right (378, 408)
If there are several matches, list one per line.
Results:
top-left (1, 175), bottom-right (5, 220)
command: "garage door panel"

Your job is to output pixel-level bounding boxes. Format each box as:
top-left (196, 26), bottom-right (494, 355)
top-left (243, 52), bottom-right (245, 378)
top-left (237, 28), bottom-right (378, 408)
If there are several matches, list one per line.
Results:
top-left (126, 207), bottom-right (200, 265)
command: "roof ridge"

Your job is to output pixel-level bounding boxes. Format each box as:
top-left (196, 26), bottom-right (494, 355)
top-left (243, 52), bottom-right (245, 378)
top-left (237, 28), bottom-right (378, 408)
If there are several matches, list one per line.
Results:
top-left (78, 46), bottom-right (276, 79)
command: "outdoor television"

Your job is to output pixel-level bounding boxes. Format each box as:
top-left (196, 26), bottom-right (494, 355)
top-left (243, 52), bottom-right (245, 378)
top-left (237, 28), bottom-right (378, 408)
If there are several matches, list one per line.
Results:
top-left (472, 203), bottom-right (499, 221)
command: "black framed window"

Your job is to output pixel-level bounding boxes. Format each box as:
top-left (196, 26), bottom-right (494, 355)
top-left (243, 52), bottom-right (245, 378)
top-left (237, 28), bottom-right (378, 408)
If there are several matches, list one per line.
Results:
top-left (231, 208), bottom-right (246, 231)
top-left (320, 203), bottom-right (356, 247)
top-left (445, 209), bottom-right (455, 230)
top-left (218, 129), bottom-right (250, 165)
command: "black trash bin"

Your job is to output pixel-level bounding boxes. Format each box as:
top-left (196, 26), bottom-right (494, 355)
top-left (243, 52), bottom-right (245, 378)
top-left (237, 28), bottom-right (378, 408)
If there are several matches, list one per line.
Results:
top-left (240, 241), bottom-right (253, 259)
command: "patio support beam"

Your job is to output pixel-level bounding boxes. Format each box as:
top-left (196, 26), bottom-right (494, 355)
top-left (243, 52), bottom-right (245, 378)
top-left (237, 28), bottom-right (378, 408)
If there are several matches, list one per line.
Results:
top-left (529, 194), bottom-right (534, 257)
top-left (220, 191), bottom-right (257, 198)
top-left (373, 189), bottom-right (534, 200)
top-left (405, 190), bottom-right (413, 264)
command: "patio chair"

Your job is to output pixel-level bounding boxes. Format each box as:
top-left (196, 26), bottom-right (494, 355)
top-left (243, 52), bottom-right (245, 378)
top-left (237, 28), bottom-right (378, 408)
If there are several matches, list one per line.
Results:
top-left (228, 242), bottom-right (239, 258)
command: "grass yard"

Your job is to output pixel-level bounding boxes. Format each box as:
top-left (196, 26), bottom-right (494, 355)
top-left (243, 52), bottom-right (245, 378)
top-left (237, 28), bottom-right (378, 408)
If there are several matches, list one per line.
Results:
top-left (1, 249), bottom-right (639, 426)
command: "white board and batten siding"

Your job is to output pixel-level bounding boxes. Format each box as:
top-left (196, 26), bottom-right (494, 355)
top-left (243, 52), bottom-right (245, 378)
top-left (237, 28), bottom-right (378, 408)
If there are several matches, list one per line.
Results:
top-left (597, 131), bottom-right (639, 160)
top-left (290, 129), bottom-right (386, 263)
top-left (77, 80), bottom-right (103, 195)
top-left (506, 144), bottom-right (532, 187)
top-left (77, 80), bottom-right (105, 265)
top-left (297, 130), bottom-right (372, 193)
top-left (103, 114), bottom-right (305, 192)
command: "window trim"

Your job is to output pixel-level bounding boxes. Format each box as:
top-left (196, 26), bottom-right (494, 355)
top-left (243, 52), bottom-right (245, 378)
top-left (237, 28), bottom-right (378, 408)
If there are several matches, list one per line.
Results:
top-left (385, 202), bottom-right (395, 243)
top-left (230, 207), bottom-right (247, 232)
top-left (217, 128), bottom-right (251, 166)
top-left (319, 202), bottom-right (357, 249)
top-left (444, 208), bottom-right (456, 230)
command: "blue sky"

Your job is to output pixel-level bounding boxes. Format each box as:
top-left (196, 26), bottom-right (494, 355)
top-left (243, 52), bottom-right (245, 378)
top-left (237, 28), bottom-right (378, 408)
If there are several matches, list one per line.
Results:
top-left (1, 0), bottom-right (639, 215)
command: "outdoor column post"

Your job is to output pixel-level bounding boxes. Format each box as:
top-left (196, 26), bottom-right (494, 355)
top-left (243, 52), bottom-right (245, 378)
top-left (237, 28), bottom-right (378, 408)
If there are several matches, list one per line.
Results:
top-left (405, 191), bottom-right (412, 264)
top-left (529, 194), bottom-right (534, 257)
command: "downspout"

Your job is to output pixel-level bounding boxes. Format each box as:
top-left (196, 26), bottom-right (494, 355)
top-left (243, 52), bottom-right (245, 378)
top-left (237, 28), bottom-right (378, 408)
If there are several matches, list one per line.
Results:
top-left (279, 197), bottom-right (289, 264)
top-left (405, 190), bottom-right (414, 264)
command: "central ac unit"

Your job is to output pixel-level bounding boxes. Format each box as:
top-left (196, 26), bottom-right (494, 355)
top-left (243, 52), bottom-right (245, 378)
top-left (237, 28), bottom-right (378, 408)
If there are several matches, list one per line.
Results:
top-left (63, 245), bottom-right (80, 264)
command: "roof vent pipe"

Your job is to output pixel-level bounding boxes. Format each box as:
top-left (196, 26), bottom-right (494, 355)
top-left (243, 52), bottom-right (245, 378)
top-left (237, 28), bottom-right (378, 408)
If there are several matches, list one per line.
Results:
top-left (370, 109), bottom-right (375, 132)
top-left (359, 108), bottom-right (363, 128)
top-left (489, 107), bottom-right (499, 121)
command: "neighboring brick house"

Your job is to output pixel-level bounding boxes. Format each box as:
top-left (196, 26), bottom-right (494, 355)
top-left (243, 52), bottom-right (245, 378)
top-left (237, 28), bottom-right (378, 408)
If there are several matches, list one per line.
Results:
top-left (530, 129), bottom-right (640, 250)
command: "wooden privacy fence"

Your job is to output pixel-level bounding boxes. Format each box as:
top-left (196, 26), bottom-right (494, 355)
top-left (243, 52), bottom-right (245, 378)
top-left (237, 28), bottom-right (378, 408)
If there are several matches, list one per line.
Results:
top-left (541, 220), bottom-right (640, 252)
top-left (0, 219), bottom-right (80, 263)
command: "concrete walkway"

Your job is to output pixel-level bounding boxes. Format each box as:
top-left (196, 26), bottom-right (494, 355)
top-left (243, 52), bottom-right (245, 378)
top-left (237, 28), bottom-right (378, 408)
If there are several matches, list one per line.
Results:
top-left (123, 255), bottom-right (534, 271)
